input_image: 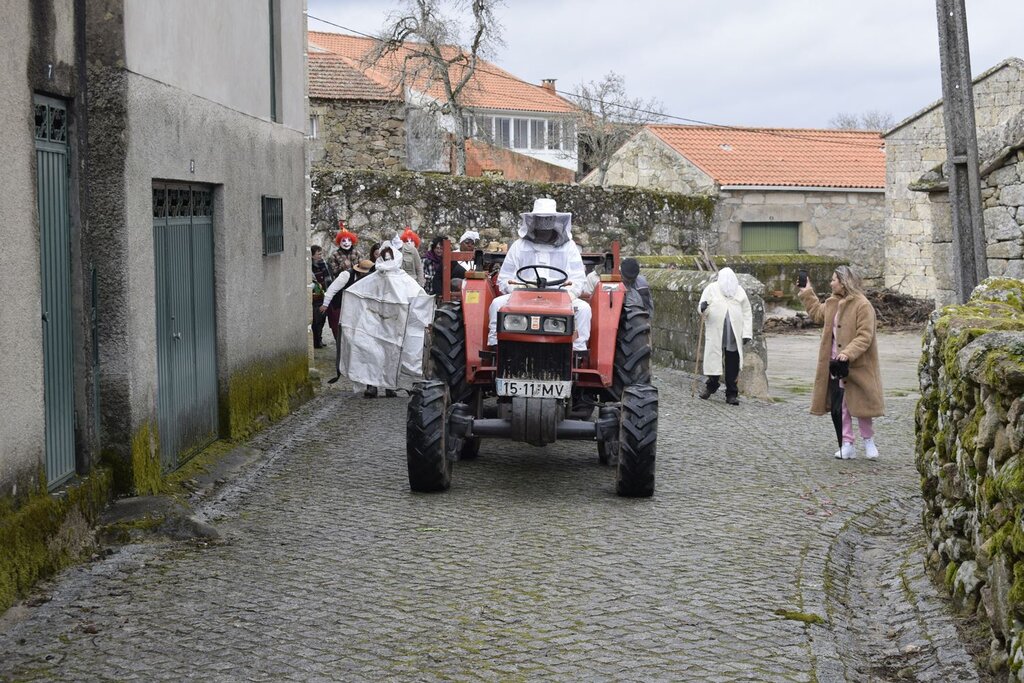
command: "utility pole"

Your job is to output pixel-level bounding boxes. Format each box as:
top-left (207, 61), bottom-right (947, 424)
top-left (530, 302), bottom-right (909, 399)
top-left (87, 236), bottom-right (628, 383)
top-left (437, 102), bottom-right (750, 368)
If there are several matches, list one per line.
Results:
top-left (935, 0), bottom-right (989, 303)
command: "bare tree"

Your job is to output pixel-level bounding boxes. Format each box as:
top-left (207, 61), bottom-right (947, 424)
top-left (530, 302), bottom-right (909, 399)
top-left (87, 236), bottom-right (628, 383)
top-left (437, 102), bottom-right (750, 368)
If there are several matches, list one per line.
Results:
top-left (367, 0), bottom-right (503, 176)
top-left (570, 72), bottom-right (665, 186)
top-left (829, 109), bottom-right (895, 131)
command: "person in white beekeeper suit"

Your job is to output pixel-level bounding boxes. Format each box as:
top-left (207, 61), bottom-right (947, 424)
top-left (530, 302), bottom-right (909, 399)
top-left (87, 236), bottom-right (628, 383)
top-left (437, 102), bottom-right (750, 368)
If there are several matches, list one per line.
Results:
top-left (488, 198), bottom-right (591, 356)
top-left (336, 235), bottom-right (435, 395)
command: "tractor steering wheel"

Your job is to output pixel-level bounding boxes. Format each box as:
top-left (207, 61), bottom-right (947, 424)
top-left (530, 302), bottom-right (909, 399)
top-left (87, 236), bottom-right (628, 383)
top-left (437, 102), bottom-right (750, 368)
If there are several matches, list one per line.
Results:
top-left (515, 265), bottom-right (568, 289)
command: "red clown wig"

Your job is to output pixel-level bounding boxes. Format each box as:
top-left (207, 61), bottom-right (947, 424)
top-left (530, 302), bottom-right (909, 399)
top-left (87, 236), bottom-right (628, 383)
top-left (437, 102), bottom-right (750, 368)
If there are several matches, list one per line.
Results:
top-left (400, 227), bottom-right (421, 248)
top-left (334, 229), bottom-right (358, 248)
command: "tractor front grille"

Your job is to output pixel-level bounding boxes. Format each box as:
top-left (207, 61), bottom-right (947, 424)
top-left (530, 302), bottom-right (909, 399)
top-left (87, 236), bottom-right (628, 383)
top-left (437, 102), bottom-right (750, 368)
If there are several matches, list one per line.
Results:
top-left (498, 341), bottom-right (571, 381)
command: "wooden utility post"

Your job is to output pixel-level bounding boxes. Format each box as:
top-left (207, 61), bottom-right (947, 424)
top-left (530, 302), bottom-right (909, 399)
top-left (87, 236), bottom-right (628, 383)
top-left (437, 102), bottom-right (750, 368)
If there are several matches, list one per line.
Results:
top-left (935, 0), bottom-right (989, 303)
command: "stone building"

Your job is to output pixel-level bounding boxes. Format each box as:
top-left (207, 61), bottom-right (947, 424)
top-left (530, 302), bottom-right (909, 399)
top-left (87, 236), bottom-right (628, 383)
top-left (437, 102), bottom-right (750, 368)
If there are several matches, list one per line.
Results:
top-left (582, 125), bottom-right (887, 282)
top-left (909, 111), bottom-right (1024, 296)
top-left (1, 0), bottom-right (309, 501)
top-left (883, 57), bottom-right (1024, 304)
top-left (307, 30), bottom-right (577, 181)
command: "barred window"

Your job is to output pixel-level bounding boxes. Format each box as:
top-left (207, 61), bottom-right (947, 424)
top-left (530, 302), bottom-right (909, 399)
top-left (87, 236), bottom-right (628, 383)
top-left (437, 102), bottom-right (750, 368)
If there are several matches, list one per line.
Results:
top-left (262, 196), bottom-right (284, 255)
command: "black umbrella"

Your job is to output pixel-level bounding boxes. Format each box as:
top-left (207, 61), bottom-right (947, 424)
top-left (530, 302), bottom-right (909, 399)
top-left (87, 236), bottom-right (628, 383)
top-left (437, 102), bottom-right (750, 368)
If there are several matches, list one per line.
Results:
top-left (828, 359), bottom-right (849, 448)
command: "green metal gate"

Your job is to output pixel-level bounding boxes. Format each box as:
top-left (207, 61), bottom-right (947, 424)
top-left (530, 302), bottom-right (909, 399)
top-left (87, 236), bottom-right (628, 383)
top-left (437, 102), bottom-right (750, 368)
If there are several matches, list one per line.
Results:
top-left (740, 221), bottom-right (800, 254)
top-left (35, 95), bottom-right (76, 489)
top-left (153, 184), bottom-right (218, 471)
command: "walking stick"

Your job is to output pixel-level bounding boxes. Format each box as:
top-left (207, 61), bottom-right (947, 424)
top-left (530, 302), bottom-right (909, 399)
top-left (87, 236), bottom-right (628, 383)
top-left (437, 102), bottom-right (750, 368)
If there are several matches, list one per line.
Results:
top-left (692, 313), bottom-right (707, 397)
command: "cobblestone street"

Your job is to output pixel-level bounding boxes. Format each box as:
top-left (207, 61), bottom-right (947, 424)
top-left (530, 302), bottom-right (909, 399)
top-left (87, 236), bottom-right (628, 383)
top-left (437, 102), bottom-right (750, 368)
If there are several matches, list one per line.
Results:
top-left (0, 331), bottom-right (986, 682)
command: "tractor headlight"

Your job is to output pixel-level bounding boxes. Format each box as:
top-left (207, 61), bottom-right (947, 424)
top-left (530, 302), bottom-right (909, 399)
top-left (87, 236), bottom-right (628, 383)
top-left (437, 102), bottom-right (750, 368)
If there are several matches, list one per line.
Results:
top-left (501, 314), bottom-right (528, 332)
top-left (542, 316), bottom-right (570, 334)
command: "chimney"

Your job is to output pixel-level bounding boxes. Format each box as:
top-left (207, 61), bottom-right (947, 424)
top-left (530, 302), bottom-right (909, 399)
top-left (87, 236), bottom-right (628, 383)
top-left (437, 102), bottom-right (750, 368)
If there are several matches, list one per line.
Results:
top-left (541, 78), bottom-right (556, 93)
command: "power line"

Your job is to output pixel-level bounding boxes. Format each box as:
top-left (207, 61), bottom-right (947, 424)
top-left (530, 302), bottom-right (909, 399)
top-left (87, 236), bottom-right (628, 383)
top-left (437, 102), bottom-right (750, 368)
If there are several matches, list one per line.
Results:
top-left (307, 13), bottom-right (886, 151)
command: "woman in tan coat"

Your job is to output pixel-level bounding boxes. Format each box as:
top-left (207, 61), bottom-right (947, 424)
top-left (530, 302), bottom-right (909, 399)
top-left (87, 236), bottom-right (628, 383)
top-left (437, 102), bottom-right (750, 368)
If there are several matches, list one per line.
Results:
top-left (798, 266), bottom-right (884, 459)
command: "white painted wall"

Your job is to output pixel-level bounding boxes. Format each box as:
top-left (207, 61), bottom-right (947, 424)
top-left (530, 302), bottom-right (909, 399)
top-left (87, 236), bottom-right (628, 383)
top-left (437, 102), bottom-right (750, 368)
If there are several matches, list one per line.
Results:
top-left (123, 0), bottom-right (306, 131)
top-left (0, 1), bottom-right (56, 496)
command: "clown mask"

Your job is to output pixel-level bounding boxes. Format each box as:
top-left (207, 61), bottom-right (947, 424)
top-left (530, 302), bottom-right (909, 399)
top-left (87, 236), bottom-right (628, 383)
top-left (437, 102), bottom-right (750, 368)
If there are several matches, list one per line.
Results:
top-left (339, 238), bottom-right (353, 250)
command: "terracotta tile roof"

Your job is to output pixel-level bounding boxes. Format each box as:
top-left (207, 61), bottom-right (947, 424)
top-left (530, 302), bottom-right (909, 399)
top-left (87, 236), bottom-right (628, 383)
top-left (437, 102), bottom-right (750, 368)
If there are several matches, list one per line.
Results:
top-left (308, 30), bottom-right (576, 114)
top-left (647, 125), bottom-right (885, 189)
top-left (308, 53), bottom-right (399, 101)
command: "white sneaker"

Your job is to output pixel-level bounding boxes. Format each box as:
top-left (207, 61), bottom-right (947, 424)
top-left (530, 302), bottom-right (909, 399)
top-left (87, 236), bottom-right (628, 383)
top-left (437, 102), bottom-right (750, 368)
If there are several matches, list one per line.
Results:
top-left (864, 438), bottom-right (879, 459)
top-left (834, 443), bottom-right (855, 459)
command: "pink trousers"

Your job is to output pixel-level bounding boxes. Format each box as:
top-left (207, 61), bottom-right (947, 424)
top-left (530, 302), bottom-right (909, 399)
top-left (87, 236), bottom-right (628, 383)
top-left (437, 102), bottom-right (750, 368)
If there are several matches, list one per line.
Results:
top-left (841, 395), bottom-right (874, 444)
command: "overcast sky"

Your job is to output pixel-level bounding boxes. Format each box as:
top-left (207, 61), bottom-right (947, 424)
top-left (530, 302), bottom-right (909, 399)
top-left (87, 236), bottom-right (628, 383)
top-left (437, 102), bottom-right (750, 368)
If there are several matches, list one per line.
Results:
top-left (306, 0), bottom-right (1024, 129)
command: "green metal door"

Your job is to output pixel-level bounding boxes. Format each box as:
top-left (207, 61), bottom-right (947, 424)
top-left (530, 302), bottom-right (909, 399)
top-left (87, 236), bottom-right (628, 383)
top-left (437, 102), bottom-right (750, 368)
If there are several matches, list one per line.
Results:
top-left (740, 221), bottom-right (800, 253)
top-left (35, 95), bottom-right (76, 489)
top-left (153, 184), bottom-right (218, 471)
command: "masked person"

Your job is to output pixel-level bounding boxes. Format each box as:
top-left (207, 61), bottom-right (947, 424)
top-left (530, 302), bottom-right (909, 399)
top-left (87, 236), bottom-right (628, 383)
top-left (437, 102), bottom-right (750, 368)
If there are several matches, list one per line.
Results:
top-left (329, 226), bottom-right (361, 277)
top-left (336, 237), bottom-right (435, 398)
top-left (698, 268), bottom-right (753, 405)
top-left (400, 227), bottom-right (424, 286)
top-left (456, 230), bottom-right (479, 271)
top-left (488, 198), bottom-right (591, 357)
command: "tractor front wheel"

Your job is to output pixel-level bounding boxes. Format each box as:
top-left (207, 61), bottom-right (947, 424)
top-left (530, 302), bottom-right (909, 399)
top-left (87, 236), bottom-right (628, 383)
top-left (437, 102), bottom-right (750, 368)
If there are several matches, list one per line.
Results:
top-left (406, 380), bottom-right (452, 492)
top-left (616, 384), bottom-right (657, 497)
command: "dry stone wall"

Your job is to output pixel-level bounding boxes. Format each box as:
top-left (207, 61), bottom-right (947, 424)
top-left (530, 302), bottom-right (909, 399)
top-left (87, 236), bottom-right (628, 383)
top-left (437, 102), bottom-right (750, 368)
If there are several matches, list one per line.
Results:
top-left (310, 170), bottom-right (716, 255)
top-left (916, 278), bottom-right (1024, 677)
top-left (644, 269), bottom-right (768, 400)
top-left (309, 99), bottom-right (406, 173)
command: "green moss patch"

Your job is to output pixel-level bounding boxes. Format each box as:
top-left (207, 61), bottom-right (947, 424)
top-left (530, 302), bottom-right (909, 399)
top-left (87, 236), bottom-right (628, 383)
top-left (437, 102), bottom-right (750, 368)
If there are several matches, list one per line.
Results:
top-left (0, 470), bottom-right (113, 613)
top-left (773, 609), bottom-right (825, 625)
top-left (221, 352), bottom-right (312, 440)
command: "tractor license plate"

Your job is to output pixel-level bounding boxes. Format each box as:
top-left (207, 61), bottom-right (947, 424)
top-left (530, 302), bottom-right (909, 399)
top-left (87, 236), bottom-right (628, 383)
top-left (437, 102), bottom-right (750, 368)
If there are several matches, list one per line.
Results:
top-left (495, 379), bottom-right (571, 399)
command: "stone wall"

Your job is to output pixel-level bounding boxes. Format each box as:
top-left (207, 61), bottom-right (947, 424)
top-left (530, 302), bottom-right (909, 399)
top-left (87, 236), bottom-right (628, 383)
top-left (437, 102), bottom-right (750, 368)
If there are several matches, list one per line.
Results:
top-left (582, 130), bottom-right (886, 284)
top-left (309, 98), bottom-right (405, 172)
top-left (310, 170), bottom-right (716, 255)
top-left (982, 148), bottom-right (1024, 280)
top-left (586, 128), bottom-right (717, 195)
top-left (916, 278), bottom-right (1024, 677)
top-left (885, 58), bottom-right (1024, 304)
top-left (715, 189), bottom-right (887, 284)
top-left (644, 270), bottom-right (768, 400)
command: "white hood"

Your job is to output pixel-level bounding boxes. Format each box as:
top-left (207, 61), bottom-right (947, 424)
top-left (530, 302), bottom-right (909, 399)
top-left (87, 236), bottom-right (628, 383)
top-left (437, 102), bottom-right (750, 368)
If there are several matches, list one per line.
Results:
top-left (336, 263), bottom-right (434, 389)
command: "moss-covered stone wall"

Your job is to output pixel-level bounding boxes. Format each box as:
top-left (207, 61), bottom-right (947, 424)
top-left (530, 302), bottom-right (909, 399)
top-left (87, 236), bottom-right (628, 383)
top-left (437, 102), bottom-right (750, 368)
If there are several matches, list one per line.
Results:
top-left (310, 170), bottom-right (716, 255)
top-left (637, 254), bottom-right (845, 307)
top-left (644, 269), bottom-right (769, 399)
top-left (916, 277), bottom-right (1024, 676)
top-left (0, 469), bottom-right (113, 613)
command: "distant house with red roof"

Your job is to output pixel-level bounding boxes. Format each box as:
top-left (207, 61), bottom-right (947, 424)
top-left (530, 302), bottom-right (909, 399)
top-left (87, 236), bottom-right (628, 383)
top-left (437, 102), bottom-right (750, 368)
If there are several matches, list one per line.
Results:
top-left (582, 124), bottom-right (888, 282)
top-left (307, 31), bottom-right (577, 182)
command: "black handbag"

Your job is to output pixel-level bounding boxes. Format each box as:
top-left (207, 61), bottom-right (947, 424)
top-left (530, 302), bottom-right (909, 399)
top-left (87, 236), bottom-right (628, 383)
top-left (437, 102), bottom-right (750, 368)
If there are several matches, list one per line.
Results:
top-left (829, 358), bottom-right (849, 379)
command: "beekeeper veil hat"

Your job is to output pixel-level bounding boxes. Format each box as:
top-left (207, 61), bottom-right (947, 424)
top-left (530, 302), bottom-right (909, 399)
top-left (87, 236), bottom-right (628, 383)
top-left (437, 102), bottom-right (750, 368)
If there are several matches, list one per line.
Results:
top-left (519, 198), bottom-right (572, 247)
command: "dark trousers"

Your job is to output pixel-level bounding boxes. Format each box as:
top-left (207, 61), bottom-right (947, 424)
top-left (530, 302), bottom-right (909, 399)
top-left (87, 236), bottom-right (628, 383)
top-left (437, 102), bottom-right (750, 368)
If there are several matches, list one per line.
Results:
top-left (312, 299), bottom-right (327, 347)
top-left (705, 349), bottom-right (740, 398)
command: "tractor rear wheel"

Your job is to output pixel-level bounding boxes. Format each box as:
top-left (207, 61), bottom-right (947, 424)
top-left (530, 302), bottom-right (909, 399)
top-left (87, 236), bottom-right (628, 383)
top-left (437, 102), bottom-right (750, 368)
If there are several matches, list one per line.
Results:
top-left (429, 302), bottom-right (473, 405)
top-left (611, 302), bottom-right (652, 401)
top-left (616, 384), bottom-right (657, 497)
top-left (406, 381), bottom-right (452, 492)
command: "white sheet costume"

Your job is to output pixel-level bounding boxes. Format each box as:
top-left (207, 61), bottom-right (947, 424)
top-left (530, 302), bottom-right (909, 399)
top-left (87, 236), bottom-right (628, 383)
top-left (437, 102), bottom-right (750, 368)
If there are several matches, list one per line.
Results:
top-left (337, 238), bottom-right (435, 389)
top-left (698, 267), bottom-right (753, 376)
top-left (488, 199), bottom-right (591, 351)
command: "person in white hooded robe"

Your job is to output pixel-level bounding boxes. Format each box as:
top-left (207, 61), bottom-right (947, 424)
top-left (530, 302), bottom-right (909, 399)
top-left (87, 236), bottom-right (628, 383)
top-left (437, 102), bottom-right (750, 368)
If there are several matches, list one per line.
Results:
top-left (336, 236), bottom-right (435, 397)
top-left (698, 267), bottom-right (753, 405)
top-left (488, 198), bottom-right (591, 354)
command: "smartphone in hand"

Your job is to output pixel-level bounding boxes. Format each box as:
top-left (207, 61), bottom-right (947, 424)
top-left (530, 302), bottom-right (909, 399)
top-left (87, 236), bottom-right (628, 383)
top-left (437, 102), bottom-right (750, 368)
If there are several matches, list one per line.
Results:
top-left (797, 269), bottom-right (808, 288)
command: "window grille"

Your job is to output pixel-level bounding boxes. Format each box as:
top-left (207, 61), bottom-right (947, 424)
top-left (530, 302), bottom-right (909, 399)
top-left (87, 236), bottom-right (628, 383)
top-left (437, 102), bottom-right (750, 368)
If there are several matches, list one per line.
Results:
top-left (262, 196), bottom-right (284, 255)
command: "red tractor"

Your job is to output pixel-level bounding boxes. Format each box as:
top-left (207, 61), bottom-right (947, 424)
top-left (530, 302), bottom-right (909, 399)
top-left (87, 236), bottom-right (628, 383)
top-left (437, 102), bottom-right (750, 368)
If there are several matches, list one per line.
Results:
top-left (406, 241), bottom-right (657, 497)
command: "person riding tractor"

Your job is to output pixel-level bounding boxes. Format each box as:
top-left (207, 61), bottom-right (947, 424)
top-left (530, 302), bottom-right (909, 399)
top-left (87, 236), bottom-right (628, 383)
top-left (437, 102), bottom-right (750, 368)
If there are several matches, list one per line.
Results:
top-left (487, 198), bottom-right (591, 362)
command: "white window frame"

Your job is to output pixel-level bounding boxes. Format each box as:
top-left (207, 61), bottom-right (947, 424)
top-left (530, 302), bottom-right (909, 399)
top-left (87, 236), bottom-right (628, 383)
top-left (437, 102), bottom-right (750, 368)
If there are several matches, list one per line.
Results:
top-left (308, 114), bottom-right (319, 140)
top-left (495, 117), bottom-right (511, 148)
